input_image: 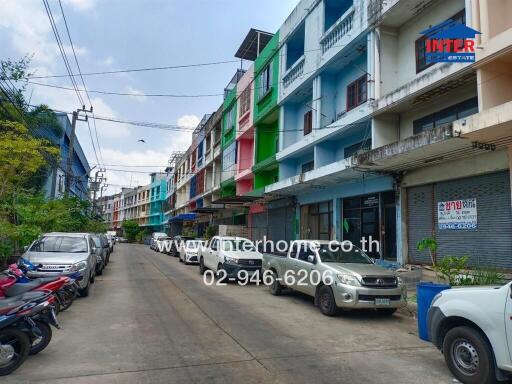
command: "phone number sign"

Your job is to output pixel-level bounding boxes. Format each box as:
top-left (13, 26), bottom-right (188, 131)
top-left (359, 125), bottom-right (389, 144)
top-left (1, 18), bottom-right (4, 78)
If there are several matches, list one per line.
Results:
top-left (438, 198), bottom-right (477, 230)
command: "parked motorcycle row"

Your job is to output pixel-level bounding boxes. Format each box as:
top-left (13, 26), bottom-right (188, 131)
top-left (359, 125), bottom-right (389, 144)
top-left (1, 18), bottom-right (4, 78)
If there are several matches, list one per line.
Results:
top-left (0, 232), bottom-right (116, 376)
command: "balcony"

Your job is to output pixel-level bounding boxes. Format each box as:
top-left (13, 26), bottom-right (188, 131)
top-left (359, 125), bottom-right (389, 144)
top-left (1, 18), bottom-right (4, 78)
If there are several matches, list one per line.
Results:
top-left (283, 55), bottom-right (305, 89)
top-left (320, 7), bottom-right (354, 54)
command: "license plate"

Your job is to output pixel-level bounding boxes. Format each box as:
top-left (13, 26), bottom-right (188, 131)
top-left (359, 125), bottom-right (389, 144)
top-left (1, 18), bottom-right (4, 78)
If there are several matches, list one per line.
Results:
top-left (375, 298), bottom-right (390, 306)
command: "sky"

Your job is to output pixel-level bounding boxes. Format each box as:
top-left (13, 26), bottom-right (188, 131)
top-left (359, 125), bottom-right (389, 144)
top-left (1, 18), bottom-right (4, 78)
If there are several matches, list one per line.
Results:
top-left (0, 0), bottom-right (299, 194)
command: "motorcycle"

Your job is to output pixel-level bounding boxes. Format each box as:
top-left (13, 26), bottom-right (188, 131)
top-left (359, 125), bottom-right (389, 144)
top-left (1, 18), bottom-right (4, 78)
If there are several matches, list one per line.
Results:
top-left (0, 264), bottom-right (81, 313)
top-left (16, 259), bottom-right (82, 312)
top-left (0, 290), bottom-right (59, 376)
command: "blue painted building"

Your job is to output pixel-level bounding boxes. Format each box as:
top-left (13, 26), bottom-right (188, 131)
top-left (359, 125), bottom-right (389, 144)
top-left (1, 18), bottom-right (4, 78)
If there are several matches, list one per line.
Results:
top-left (147, 172), bottom-right (168, 231)
top-left (40, 112), bottom-right (91, 201)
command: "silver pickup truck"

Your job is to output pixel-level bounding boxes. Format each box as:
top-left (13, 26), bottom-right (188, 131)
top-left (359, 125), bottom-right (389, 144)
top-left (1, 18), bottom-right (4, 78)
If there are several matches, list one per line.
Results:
top-left (262, 240), bottom-right (406, 316)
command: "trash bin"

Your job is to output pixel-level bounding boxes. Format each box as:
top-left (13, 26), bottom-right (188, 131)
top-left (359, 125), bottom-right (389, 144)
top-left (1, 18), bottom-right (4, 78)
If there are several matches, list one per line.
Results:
top-left (417, 282), bottom-right (451, 341)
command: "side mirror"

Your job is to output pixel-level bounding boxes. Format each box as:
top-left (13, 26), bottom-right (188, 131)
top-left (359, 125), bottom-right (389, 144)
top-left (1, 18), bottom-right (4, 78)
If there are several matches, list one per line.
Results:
top-left (23, 245), bottom-right (29, 252)
top-left (307, 255), bottom-right (316, 264)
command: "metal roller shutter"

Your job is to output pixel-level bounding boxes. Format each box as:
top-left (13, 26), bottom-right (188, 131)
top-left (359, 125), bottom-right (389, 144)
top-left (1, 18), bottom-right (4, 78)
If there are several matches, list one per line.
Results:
top-left (249, 212), bottom-right (267, 242)
top-left (268, 206), bottom-right (294, 242)
top-left (407, 185), bottom-right (434, 264)
top-left (407, 171), bottom-right (512, 269)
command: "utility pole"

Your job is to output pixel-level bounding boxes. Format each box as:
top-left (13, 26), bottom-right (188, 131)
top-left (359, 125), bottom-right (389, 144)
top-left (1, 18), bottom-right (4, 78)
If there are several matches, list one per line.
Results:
top-left (65, 106), bottom-right (91, 195)
top-left (90, 168), bottom-right (105, 214)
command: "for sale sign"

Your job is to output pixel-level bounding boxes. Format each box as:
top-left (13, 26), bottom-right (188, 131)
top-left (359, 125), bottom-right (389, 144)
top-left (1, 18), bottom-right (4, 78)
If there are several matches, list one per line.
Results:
top-left (438, 198), bottom-right (477, 230)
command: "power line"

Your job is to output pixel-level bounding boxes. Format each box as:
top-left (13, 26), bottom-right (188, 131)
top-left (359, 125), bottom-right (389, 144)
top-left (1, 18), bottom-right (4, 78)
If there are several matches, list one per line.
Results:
top-left (42, 0), bottom-right (84, 106)
top-left (22, 80), bottom-right (224, 98)
top-left (57, 0), bottom-right (104, 168)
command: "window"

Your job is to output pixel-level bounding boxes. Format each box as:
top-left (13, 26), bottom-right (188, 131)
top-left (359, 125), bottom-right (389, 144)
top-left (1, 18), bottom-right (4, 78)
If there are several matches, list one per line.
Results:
top-left (239, 87), bottom-right (251, 116)
top-left (413, 97), bottom-right (478, 135)
top-left (222, 141), bottom-right (237, 171)
top-left (346, 75), bottom-right (367, 111)
top-left (303, 110), bottom-right (313, 135)
top-left (415, 10), bottom-right (466, 74)
top-left (226, 107), bottom-right (235, 130)
top-left (301, 161), bottom-right (314, 173)
top-left (344, 138), bottom-right (372, 158)
top-left (259, 64), bottom-right (272, 100)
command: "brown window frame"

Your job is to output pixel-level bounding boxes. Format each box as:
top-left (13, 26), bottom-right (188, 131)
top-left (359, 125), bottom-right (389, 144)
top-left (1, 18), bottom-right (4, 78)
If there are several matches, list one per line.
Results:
top-left (346, 75), bottom-right (367, 111)
top-left (303, 110), bottom-right (313, 135)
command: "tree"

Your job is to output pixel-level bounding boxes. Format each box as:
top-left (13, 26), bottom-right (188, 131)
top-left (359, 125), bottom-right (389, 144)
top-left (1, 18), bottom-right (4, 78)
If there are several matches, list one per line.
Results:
top-left (0, 120), bottom-right (60, 200)
top-left (122, 220), bottom-right (140, 243)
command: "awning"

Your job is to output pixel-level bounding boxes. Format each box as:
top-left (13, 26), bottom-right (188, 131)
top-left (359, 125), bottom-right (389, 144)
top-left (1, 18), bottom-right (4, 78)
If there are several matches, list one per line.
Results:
top-left (168, 213), bottom-right (198, 222)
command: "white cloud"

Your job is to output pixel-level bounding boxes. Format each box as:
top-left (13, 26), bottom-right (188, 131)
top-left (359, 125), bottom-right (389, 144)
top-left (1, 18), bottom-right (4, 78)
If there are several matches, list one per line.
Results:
top-left (177, 114), bottom-right (200, 129)
top-left (124, 85), bottom-right (147, 103)
top-left (62, 0), bottom-right (96, 12)
top-left (101, 56), bottom-right (114, 66)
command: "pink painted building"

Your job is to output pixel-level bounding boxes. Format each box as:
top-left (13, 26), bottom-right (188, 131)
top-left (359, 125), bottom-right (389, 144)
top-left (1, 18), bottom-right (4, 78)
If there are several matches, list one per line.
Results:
top-left (235, 65), bottom-right (255, 196)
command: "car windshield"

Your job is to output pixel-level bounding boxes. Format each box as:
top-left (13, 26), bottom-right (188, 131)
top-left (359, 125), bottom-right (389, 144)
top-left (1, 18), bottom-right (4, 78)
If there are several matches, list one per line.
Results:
top-left (317, 244), bottom-right (373, 264)
top-left (30, 236), bottom-right (88, 253)
top-left (222, 239), bottom-right (256, 252)
top-left (186, 240), bottom-right (202, 249)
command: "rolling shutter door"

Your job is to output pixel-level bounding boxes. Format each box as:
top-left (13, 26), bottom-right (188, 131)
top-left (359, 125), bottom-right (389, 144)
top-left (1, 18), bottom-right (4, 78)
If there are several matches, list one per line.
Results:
top-left (407, 171), bottom-right (512, 269)
top-left (407, 185), bottom-right (434, 264)
top-left (250, 212), bottom-right (267, 241)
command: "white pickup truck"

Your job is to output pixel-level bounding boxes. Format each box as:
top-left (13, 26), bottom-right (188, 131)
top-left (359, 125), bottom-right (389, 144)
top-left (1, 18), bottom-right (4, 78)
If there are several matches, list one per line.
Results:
top-left (428, 283), bottom-right (512, 384)
top-left (262, 240), bottom-right (406, 316)
top-left (199, 236), bottom-right (263, 280)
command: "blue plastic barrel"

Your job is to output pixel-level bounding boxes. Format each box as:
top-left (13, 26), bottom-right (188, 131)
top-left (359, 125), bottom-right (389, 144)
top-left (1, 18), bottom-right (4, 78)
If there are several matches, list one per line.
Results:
top-left (417, 282), bottom-right (451, 341)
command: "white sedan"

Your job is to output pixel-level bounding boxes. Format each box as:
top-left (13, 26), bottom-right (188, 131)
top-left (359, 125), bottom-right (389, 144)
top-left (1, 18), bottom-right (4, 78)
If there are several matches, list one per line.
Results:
top-left (179, 240), bottom-right (204, 264)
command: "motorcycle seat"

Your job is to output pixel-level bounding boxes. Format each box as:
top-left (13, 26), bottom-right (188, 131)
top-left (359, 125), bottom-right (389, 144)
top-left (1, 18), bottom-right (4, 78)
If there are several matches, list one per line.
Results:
top-left (5, 280), bottom-right (49, 297)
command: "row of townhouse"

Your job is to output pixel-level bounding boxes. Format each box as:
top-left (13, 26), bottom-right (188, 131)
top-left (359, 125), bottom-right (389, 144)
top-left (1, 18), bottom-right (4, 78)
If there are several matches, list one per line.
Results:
top-left (105, 0), bottom-right (512, 270)
top-left (97, 172), bottom-right (168, 233)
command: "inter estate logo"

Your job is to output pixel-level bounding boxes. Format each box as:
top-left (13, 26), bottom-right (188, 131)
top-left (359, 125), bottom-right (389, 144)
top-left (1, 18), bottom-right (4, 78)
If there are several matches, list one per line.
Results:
top-left (420, 19), bottom-right (481, 64)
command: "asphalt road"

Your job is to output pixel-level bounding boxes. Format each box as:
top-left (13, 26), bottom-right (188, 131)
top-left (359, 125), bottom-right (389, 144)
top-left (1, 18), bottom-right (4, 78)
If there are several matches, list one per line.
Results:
top-left (6, 244), bottom-right (454, 383)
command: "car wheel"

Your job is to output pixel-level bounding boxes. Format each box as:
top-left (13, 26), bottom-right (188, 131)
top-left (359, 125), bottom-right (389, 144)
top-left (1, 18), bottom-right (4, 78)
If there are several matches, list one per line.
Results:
top-left (79, 281), bottom-right (90, 297)
top-left (97, 264), bottom-right (103, 276)
top-left (443, 326), bottom-right (496, 384)
top-left (376, 308), bottom-right (397, 316)
top-left (318, 286), bottom-right (337, 316)
top-left (268, 270), bottom-right (282, 296)
top-left (199, 258), bottom-right (206, 275)
top-left (217, 264), bottom-right (227, 283)
top-left (29, 321), bottom-right (52, 355)
top-left (90, 271), bottom-right (95, 284)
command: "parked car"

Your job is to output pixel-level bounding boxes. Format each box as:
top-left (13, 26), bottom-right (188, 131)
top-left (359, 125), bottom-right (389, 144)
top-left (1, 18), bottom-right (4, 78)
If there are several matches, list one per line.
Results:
top-left (106, 234), bottom-right (115, 253)
top-left (22, 232), bottom-right (97, 297)
top-left (150, 232), bottom-right (168, 250)
top-left (155, 236), bottom-right (172, 253)
top-left (179, 240), bottom-right (204, 264)
top-left (91, 234), bottom-right (108, 275)
top-left (428, 283), bottom-right (512, 384)
top-left (262, 240), bottom-right (406, 316)
top-left (199, 236), bottom-right (262, 279)
top-left (168, 235), bottom-right (194, 257)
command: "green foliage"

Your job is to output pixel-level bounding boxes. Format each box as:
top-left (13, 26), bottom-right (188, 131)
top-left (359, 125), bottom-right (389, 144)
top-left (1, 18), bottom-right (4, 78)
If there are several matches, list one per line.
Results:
top-left (434, 256), bottom-right (469, 285)
top-left (0, 120), bottom-right (60, 199)
top-left (204, 225), bottom-right (216, 240)
top-left (121, 220), bottom-right (139, 243)
top-left (0, 194), bottom-right (105, 260)
top-left (181, 224), bottom-right (196, 238)
top-left (416, 237), bottom-right (438, 266)
top-left (434, 255), bottom-right (505, 286)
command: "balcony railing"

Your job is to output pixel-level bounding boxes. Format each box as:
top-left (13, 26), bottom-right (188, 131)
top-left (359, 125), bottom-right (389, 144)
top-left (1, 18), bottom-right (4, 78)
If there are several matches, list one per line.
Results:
top-left (283, 55), bottom-right (305, 89)
top-left (320, 8), bottom-right (354, 54)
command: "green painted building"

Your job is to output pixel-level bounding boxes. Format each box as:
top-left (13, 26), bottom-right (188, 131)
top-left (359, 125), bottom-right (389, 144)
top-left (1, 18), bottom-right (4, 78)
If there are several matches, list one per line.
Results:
top-left (252, 31), bottom-right (280, 194)
top-left (220, 71), bottom-right (242, 198)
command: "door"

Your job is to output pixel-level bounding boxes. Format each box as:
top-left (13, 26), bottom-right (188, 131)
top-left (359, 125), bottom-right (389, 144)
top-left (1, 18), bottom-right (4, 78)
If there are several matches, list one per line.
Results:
top-left (292, 244), bottom-right (317, 295)
top-left (205, 238), bottom-right (218, 269)
top-left (505, 283), bottom-right (512, 359)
